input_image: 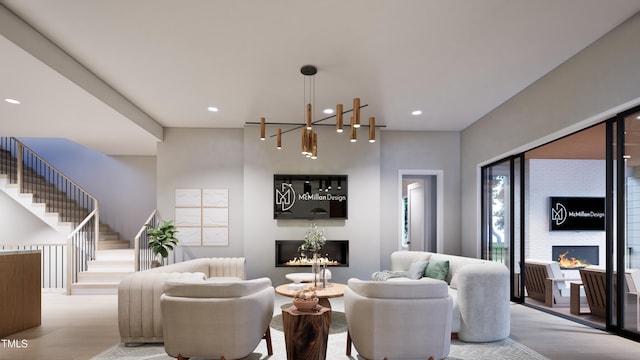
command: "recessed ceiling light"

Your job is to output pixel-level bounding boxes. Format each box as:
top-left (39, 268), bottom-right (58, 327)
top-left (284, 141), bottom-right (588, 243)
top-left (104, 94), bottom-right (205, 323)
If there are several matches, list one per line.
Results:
top-left (636, 115), bottom-right (640, 120)
top-left (207, 106), bottom-right (219, 112)
top-left (323, 108), bottom-right (334, 114)
top-left (411, 110), bottom-right (422, 116)
top-left (4, 98), bottom-right (20, 105)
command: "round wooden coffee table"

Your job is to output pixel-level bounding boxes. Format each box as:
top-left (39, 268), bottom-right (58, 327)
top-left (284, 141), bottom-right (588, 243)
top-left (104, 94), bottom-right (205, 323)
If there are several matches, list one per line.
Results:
top-left (275, 282), bottom-right (346, 308)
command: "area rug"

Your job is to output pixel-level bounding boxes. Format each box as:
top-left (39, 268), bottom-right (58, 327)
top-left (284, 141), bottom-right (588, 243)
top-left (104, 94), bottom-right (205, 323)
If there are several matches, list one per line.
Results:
top-left (93, 330), bottom-right (549, 360)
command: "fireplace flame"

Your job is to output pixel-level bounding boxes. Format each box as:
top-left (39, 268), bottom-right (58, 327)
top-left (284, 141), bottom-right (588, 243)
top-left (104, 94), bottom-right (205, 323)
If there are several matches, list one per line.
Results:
top-left (557, 251), bottom-right (591, 269)
top-left (285, 255), bottom-right (339, 266)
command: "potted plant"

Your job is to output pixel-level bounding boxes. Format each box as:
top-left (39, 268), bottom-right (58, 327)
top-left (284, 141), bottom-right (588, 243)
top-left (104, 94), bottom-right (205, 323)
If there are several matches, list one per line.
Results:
top-left (298, 222), bottom-right (326, 260)
top-left (145, 220), bottom-right (179, 267)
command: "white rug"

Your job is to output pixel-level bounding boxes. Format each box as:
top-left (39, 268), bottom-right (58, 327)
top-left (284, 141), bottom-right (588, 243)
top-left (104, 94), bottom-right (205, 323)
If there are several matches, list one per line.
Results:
top-left (93, 325), bottom-right (548, 360)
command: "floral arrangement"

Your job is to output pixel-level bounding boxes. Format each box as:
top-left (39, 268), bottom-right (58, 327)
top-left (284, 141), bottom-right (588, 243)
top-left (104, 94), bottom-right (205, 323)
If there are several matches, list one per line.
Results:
top-left (298, 222), bottom-right (326, 258)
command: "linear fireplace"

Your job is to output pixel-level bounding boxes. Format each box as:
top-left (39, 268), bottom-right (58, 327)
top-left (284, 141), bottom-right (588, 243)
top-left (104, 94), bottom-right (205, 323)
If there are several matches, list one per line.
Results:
top-left (275, 240), bottom-right (349, 267)
top-left (552, 245), bottom-right (599, 269)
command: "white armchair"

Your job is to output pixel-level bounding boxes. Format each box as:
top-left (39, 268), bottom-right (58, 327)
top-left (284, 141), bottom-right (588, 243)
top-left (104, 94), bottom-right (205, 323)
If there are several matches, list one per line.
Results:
top-left (160, 277), bottom-right (274, 360)
top-left (344, 278), bottom-right (452, 360)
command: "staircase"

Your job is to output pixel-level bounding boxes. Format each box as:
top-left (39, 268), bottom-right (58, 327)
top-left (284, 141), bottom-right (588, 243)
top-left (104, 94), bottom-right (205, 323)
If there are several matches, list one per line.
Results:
top-left (71, 224), bottom-right (135, 295)
top-left (0, 139), bottom-right (136, 295)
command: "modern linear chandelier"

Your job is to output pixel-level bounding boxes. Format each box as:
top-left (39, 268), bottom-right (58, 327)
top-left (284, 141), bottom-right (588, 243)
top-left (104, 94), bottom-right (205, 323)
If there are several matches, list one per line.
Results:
top-left (248, 65), bottom-right (382, 159)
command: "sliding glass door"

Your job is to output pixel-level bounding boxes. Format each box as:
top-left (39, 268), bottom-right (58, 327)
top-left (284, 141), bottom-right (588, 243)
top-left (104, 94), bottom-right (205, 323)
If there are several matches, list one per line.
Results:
top-left (480, 106), bottom-right (640, 340)
top-left (481, 156), bottom-right (524, 301)
top-left (617, 108), bottom-right (640, 337)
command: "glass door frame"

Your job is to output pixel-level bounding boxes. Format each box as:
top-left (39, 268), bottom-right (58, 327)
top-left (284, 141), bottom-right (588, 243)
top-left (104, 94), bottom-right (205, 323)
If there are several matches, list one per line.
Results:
top-left (480, 154), bottom-right (525, 303)
top-left (609, 106), bottom-right (640, 341)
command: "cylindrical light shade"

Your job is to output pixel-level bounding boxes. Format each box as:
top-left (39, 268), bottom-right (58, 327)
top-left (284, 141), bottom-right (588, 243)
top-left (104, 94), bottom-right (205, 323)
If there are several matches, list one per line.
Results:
top-left (311, 132), bottom-right (318, 159)
top-left (260, 117), bottom-right (266, 140)
top-left (277, 128), bottom-right (282, 149)
top-left (301, 128), bottom-right (308, 155)
top-left (336, 104), bottom-right (343, 133)
top-left (306, 103), bottom-right (312, 130)
top-left (353, 98), bottom-right (361, 128)
top-left (307, 130), bottom-right (314, 157)
top-left (369, 117), bottom-right (376, 143)
top-left (350, 123), bottom-right (357, 142)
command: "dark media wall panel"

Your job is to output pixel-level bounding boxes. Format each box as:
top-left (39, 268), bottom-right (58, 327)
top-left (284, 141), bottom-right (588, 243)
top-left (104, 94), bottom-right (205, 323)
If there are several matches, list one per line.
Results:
top-left (274, 174), bottom-right (348, 219)
top-left (549, 197), bottom-right (605, 231)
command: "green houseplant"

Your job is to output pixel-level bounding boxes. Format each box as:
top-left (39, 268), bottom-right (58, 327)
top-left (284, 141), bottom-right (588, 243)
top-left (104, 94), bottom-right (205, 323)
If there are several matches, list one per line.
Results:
top-left (146, 220), bottom-right (179, 267)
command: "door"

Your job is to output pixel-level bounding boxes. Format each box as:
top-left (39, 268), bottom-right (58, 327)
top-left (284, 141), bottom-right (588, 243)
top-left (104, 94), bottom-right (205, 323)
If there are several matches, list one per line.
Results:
top-left (408, 181), bottom-right (425, 251)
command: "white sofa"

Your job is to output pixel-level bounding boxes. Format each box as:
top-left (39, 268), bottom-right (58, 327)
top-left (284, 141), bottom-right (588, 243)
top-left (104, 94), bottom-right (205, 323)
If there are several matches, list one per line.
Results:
top-left (161, 277), bottom-right (274, 359)
top-left (118, 257), bottom-right (246, 344)
top-left (345, 278), bottom-right (453, 360)
top-left (389, 251), bottom-right (510, 343)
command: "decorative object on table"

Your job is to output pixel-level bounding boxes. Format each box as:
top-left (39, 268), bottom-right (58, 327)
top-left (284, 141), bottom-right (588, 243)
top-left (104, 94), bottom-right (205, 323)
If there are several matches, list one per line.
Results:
top-left (319, 263), bottom-right (330, 288)
top-left (299, 223), bottom-right (326, 287)
top-left (293, 289), bottom-right (319, 312)
top-left (145, 220), bottom-right (179, 267)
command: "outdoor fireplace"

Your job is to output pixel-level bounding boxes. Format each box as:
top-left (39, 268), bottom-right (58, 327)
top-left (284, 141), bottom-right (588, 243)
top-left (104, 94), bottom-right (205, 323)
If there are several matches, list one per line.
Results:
top-left (275, 240), bottom-right (349, 267)
top-left (551, 245), bottom-right (599, 269)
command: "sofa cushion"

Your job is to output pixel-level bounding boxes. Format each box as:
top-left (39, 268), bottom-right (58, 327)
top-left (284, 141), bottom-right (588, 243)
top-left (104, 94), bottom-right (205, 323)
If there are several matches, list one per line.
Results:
top-left (163, 277), bottom-right (270, 298)
top-left (348, 278), bottom-right (448, 299)
top-left (406, 260), bottom-right (429, 280)
top-left (425, 259), bottom-right (449, 281)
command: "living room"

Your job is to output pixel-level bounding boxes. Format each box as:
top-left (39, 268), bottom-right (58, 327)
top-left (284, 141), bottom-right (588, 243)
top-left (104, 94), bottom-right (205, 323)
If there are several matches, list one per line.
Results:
top-left (2, 1), bottom-right (640, 359)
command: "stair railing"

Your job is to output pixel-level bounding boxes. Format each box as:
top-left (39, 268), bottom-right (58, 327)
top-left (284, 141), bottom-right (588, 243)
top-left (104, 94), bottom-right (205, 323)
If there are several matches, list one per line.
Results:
top-left (0, 137), bottom-right (100, 294)
top-left (134, 209), bottom-right (159, 271)
top-left (66, 208), bottom-right (98, 294)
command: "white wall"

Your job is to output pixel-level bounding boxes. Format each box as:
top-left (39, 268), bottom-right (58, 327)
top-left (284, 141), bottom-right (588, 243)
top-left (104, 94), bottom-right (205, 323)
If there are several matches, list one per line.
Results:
top-left (243, 125), bottom-right (381, 284)
top-left (156, 128), bottom-right (245, 260)
top-left (156, 126), bottom-right (463, 282)
top-left (460, 12), bottom-right (640, 257)
top-left (0, 190), bottom-right (64, 245)
top-left (526, 159), bottom-right (606, 266)
top-left (380, 131), bottom-right (460, 268)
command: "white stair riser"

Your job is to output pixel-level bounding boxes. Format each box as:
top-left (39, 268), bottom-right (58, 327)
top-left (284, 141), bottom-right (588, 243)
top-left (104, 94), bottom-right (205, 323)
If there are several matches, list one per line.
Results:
top-left (77, 272), bottom-right (132, 283)
top-left (95, 249), bottom-right (135, 261)
top-left (100, 233), bottom-right (121, 241)
top-left (87, 260), bottom-right (135, 272)
top-left (70, 285), bottom-right (118, 295)
top-left (98, 240), bottom-right (130, 250)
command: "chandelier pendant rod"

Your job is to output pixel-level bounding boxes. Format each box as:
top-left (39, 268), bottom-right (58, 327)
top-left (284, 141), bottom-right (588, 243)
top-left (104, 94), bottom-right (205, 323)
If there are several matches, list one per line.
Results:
top-left (265, 104), bottom-right (369, 138)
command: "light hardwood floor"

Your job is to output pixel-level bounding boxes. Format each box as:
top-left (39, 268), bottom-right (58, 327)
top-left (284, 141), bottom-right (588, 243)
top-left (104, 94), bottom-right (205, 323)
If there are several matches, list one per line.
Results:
top-left (1, 290), bottom-right (639, 360)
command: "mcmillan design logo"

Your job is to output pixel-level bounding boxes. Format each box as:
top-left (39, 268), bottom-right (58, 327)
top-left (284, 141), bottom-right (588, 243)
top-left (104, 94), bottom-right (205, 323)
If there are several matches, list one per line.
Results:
top-left (551, 202), bottom-right (568, 226)
top-left (275, 183), bottom-right (296, 211)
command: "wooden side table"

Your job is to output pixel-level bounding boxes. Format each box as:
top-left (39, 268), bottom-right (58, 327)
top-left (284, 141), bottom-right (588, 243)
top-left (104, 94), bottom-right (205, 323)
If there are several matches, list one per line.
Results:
top-left (282, 305), bottom-right (331, 360)
top-left (570, 281), bottom-right (588, 315)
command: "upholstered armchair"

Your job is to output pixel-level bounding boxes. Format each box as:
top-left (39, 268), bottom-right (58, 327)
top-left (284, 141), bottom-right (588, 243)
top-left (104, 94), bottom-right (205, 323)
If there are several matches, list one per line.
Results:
top-left (160, 277), bottom-right (274, 360)
top-left (344, 278), bottom-right (453, 360)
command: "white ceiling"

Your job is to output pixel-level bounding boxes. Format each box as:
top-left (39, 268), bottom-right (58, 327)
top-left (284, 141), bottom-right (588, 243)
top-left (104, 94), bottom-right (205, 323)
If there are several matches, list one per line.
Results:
top-left (1, 0), bottom-right (640, 155)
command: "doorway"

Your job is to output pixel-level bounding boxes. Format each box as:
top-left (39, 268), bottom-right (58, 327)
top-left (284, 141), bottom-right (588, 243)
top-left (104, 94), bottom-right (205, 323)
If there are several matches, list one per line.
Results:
top-left (398, 170), bottom-right (443, 252)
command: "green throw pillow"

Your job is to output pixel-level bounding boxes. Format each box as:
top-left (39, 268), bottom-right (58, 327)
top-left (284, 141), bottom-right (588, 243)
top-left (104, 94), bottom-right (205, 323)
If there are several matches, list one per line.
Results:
top-left (424, 259), bottom-right (449, 281)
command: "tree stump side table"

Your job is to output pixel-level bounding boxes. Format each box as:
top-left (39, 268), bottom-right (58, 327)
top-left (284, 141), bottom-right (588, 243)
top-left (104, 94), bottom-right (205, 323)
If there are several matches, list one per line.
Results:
top-left (282, 305), bottom-right (331, 360)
